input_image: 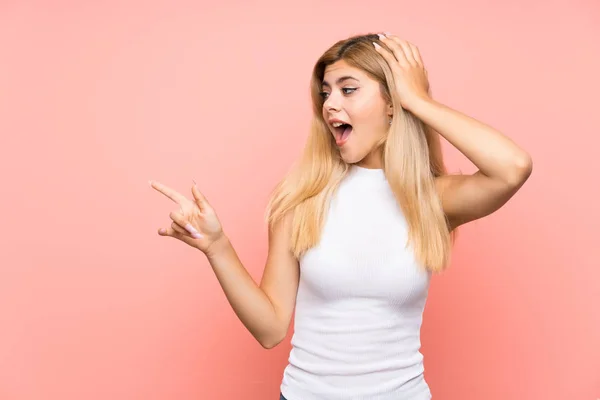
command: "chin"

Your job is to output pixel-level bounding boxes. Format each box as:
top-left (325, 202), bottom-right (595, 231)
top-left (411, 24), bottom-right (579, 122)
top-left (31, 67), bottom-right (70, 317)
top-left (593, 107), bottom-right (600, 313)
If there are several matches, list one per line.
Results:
top-left (339, 149), bottom-right (364, 165)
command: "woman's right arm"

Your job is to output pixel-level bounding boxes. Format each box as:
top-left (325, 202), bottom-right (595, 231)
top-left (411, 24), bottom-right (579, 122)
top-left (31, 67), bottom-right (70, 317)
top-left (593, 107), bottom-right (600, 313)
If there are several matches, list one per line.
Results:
top-left (204, 211), bottom-right (300, 349)
top-left (150, 180), bottom-right (299, 349)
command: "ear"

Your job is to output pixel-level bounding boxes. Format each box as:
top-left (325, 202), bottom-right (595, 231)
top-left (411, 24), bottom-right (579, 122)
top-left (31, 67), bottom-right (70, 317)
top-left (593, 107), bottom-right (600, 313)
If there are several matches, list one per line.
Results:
top-left (386, 102), bottom-right (393, 117)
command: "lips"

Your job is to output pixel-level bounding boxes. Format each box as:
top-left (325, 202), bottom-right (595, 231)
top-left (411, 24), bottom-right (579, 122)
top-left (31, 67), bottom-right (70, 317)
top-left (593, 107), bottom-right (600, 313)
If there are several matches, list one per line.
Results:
top-left (328, 118), bottom-right (353, 147)
top-left (328, 118), bottom-right (350, 127)
top-left (328, 118), bottom-right (352, 134)
top-left (328, 117), bottom-right (348, 124)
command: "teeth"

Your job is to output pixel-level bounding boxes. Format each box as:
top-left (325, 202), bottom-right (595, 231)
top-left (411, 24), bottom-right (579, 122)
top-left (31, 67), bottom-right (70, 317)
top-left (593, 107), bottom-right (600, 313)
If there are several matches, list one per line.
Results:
top-left (332, 122), bottom-right (346, 128)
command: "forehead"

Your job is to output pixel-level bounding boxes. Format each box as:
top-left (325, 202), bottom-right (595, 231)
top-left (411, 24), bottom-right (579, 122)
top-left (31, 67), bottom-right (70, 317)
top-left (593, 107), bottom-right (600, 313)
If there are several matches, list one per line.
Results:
top-left (322, 60), bottom-right (370, 86)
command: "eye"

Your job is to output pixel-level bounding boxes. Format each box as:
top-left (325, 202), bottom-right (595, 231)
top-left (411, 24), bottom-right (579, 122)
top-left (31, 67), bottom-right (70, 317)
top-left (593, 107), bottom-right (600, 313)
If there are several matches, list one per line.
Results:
top-left (319, 88), bottom-right (357, 100)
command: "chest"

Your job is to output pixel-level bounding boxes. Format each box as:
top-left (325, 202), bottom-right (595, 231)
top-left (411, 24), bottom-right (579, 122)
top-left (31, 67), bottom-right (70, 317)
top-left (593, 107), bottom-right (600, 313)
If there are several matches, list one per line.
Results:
top-left (298, 184), bottom-right (431, 306)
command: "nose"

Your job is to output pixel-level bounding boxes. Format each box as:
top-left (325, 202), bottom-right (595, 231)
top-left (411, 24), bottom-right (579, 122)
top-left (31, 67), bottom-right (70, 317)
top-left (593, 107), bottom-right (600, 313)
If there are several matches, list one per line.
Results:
top-left (323, 91), bottom-right (341, 111)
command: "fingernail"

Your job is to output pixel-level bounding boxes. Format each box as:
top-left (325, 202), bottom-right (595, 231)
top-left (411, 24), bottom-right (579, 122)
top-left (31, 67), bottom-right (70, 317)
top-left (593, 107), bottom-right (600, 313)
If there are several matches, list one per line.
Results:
top-left (192, 232), bottom-right (203, 239)
top-left (377, 33), bottom-right (386, 40)
top-left (373, 42), bottom-right (382, 50)
top-left (159, 228), bottom-right (166, 233)
top-left (148, 180), bottom-right (153, 186)
top-left (192, 179), bottom-right (197, 186)
top-left (185, 223), bottom-right (199, 234)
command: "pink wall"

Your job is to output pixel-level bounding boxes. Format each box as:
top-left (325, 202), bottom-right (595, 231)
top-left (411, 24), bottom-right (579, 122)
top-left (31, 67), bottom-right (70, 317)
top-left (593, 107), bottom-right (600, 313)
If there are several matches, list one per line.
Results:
top-left (1, 1), bottom-right (598, 399)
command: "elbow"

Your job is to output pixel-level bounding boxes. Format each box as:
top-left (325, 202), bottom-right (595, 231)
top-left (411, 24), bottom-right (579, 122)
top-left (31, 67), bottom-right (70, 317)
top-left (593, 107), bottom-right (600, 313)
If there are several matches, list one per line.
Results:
top-left (260, 340), bottom-right (280, 350)
top-left (258, 330), bottom-right (286, 350)
top-left (259, 338), bottom-right (281, 350)
top-left (506, 153), bottom-right (533, 187)
top-left (517, 153), bottom-right (533, 176)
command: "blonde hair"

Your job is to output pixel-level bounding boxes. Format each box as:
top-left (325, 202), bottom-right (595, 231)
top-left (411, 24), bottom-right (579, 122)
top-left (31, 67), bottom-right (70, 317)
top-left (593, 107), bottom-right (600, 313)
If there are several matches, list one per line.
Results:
top-left (265, 33), bottom-right (455, 273)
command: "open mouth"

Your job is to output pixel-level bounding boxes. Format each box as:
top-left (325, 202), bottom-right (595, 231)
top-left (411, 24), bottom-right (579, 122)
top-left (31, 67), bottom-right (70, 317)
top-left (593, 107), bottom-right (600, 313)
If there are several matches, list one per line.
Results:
top-left (331, 122), bottom-right (353, 146)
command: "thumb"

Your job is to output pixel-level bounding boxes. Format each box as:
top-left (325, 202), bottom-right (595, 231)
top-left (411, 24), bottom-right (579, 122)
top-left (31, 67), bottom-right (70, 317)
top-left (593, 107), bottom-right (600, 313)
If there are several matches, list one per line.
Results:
top-left (158, 227), bottom-right (198, 247)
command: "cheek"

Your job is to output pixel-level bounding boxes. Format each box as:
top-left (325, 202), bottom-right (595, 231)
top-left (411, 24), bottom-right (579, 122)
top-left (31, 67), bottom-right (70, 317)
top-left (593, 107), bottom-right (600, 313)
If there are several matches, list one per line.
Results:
top-left (352, 101), bottom-right (387, 131)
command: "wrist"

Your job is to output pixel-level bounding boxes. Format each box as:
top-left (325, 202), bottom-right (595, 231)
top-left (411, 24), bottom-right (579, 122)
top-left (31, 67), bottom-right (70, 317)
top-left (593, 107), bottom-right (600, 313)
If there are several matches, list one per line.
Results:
top-left (204, 233), bottom-right (231, 260)
top-left (403, 95), bottom-right (438, 119)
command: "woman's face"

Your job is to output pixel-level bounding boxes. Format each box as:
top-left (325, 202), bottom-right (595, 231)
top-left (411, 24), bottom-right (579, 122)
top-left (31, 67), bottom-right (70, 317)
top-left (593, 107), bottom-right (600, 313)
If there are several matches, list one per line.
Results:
top-left (321, 59), bottom-right (392, 168)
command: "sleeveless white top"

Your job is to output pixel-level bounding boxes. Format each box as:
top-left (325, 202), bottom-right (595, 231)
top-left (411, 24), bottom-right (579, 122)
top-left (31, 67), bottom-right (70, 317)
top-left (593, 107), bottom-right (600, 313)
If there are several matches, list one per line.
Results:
top-left (280, 165), bottom-right (432, 400)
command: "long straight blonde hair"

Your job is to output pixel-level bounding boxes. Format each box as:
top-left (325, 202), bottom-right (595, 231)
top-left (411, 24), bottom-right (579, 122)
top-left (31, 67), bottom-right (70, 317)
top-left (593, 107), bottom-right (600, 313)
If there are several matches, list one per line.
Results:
top-left (265, 33), bottom-right (455, 273)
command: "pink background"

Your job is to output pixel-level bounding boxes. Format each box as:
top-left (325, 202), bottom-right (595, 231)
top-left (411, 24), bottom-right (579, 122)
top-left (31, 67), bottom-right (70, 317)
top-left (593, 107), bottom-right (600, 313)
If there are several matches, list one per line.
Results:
top-left (1, 1), bottom-right (599, 399)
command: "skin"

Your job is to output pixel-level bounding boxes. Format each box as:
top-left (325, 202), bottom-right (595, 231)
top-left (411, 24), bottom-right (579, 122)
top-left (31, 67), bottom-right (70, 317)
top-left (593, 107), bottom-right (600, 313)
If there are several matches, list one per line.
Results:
top-left (149, 33), bottom-right (533, 349)
top-left (320, 59), bottom-right (392, 168)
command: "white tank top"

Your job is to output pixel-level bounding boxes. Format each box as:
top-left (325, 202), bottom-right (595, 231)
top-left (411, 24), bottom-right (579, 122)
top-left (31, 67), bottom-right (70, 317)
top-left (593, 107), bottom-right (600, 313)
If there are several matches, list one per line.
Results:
top-left (280, 165), bottom-right (433, 400)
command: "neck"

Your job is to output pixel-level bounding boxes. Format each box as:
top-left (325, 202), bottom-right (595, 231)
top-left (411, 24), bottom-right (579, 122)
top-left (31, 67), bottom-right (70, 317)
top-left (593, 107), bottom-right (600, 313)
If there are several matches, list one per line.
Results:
top-left (356, 148), bottom-right (384, 169)
top-left (355, 158), bottom-right (383, 170)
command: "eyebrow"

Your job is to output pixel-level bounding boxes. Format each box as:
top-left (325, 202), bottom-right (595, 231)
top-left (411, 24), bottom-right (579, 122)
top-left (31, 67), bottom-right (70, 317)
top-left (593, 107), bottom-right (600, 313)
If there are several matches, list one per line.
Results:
top-left (321, 75), bottom-right (359, 88)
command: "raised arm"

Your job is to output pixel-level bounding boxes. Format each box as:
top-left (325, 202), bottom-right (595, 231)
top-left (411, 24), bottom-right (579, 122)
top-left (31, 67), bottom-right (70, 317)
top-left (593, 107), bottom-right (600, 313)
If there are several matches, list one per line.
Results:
top-left (374, 34), bottom-right (532, 230)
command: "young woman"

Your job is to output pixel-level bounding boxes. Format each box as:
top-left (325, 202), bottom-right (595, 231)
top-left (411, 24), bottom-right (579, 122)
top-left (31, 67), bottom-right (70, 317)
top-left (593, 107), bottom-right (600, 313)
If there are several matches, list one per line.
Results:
top-left (150, 32), bottom-right (532, 400)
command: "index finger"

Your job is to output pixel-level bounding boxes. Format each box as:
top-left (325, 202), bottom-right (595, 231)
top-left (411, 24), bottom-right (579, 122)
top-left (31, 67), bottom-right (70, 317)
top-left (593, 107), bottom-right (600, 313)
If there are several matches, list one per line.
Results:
top-left (149, 180), bottom-right (186, 204)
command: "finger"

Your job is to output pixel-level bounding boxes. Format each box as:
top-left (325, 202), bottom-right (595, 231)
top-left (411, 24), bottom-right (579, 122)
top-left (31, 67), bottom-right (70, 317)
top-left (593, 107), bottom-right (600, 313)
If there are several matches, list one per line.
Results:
top-left (388, 36), bottom-right (418, 67)
top-left (149, 180), bottom-right (187, 204)
top-left (169, 210), bottom-right (203, 239)
top-left (158, 227), bottom-right (198, 246)
top-left (171, 221), bottom-right (191, 236)
top-left (408, 42), bottom-right (424, 67)
top-left (373, 41), bottom-right (401, 71)
top-left (378, 34), bottom-right (410, 68)
top-left (191, 181), bottom-right (208, 210)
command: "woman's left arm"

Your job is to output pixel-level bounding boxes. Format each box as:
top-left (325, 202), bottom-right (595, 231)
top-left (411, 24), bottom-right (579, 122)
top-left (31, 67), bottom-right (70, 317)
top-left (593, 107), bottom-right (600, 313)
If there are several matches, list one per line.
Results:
top-left (408, 97), bottom-right (533, 230)
top-left (375, 33), bottom-right (533, 230)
